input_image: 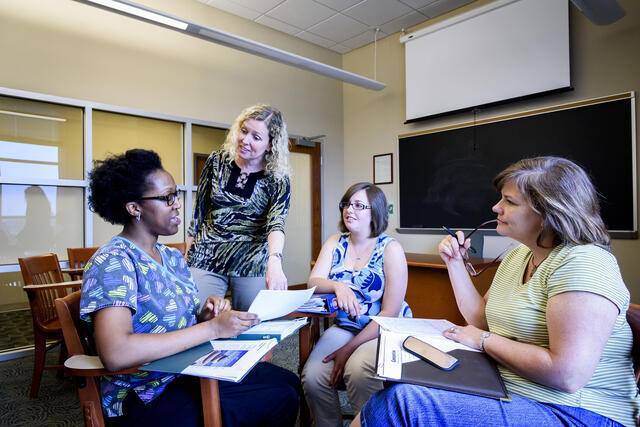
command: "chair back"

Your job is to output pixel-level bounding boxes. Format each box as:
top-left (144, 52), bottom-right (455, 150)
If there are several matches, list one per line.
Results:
top-left (626, 303), bottom-right (640, 383)
top-left (56, 291), bottom-right (93, 357)
top-left (19, 253), bottom-right (66, 327)
top-left (67, 246), bottom-right (100, 269)
top-left (165, 242), bottom-right (187, 257)
top-left (55, 290), bottom-right (105, 427)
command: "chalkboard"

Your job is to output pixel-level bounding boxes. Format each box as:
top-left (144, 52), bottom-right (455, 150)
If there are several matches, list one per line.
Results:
top-left (398, 94), bottom-right (636, 237)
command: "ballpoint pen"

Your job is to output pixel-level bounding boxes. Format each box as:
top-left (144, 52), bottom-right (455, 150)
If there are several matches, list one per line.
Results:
top-left (441, 226), bottom-right (476, 254)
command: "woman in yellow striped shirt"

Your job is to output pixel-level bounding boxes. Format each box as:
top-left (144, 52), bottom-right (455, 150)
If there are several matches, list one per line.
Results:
top-left (353, 156), bottom-right (639, 427)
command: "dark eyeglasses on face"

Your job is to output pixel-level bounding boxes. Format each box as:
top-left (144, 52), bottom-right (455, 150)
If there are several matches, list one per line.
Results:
top-left (339, 201), bottom-right (371, 211)
top-left (139, 191), bottom-right (179, 206)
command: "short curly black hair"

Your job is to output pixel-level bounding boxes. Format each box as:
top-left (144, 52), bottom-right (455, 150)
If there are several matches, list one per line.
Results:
top-left (88, 149), bottom-right (163, 225)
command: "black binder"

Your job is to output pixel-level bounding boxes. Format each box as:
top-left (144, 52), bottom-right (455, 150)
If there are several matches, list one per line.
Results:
top-left (378, 340), bottom-right (510, 401)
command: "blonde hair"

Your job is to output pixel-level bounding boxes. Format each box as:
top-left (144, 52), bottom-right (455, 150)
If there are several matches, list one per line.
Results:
top-left (493, 156), bottom-right (610, 249)
top-left (223, 104), bottom-right (291, 180)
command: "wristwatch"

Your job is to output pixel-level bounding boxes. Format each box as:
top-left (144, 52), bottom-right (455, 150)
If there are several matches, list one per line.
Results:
top-left (268, 252), bottom-right (283, 261)
top-left (479, 331), bottom-right (492, 352)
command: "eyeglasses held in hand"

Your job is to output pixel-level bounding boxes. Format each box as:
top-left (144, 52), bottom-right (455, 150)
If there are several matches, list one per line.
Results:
top-left (442, 219), bottom-right (512, 276)
top-left (138, 191), bottom-right (179, 206)
top-left (339, 201), bottom-right (371, 211)
top-left (462, 242), bottom-right (515, 276)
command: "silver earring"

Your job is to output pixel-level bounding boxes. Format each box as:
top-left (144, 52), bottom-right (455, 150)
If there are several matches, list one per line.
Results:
top-left (136, 213), bottom-right (141, 222)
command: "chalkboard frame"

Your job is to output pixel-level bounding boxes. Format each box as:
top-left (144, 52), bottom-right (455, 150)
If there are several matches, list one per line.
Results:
top-left (397, 92), bottom-right (637, 239)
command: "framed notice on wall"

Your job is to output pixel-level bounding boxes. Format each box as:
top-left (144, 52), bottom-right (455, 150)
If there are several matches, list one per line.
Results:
top-left (373, 153), bottom-right (393, 185)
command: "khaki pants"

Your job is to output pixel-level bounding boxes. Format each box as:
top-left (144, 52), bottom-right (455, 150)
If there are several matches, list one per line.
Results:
top-left (190, 267), bottom-right (265, 312)
top-left (301, 326), bottom-right (382, 427)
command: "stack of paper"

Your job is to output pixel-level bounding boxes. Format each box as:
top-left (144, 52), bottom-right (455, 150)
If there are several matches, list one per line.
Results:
top-left (372, 317), bottom-right (509, 400)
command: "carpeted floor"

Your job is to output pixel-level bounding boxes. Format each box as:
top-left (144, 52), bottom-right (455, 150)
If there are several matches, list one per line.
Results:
top-left (0, 327), bottom-right (353, 426)
top-left (0, 309), bottom-right (33, 351)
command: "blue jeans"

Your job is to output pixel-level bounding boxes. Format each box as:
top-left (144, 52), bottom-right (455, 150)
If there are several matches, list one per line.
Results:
top-left (360, 384), bottom-right (622, 427)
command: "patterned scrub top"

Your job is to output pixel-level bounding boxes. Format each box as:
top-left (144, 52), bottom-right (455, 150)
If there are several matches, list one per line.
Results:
top-left (486, 243), bottom-right (640, 426)
top-left (80, 236), bottom-right (200, 417)
top-left (187, 150), bottom-right (290, 277)
top-left (330, 233), bottom-right (412, 332)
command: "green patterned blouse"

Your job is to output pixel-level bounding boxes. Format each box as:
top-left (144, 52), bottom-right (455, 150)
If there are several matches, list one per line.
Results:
top-left (187, 150), bottom-right (290, 277)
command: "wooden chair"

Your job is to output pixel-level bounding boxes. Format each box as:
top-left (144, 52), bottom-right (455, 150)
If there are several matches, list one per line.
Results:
top-left (55, 290), bottom-right (223, 427)
top-left (19, 253), bottom-right (82, 398)
top-left (66, 247), bottom-right (100, 280)
top-left (165, 242), bottom-right (187, 257)
top-left (626, 303), bottom-right (640, 383)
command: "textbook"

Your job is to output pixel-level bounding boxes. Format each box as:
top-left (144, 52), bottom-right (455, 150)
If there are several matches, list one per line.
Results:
top-left (372, 317), bottom-right (510, 401)
top-left (141, 338), bottom-right (277, 382)
top-left (229, 317), bottom-right (308, 341)
top-left (295, 293), bottom-right (338, 314)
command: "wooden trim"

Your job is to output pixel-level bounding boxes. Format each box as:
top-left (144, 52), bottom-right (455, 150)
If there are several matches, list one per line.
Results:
top-left (290, 140), bottom-right (322, 260)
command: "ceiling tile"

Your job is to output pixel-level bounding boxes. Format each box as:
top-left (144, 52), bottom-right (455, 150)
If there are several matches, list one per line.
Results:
top-left (255, 15), bottom-right (301, 35)
top-left (342, 0), bottom-right (413, 26)
top-left (307, 13), bottom-right (368, 43)
top-left (341, 28), bottom-right (387, 49)
top-left (296, 31), bottom-right (336, 48)
top-left (267, 0), bottom-right (337, 29)
top-left (224, 0), bottom-right (285, 14)
top-left (398, 0), bottom-right (439, 9)
top-left (328, 43), bottom-right (352, 54)
top-left (201, 0), bottom-right (262, 20)
top-left (312, 0), bottom-right (364, 12)
top-left (419, 0), bottom-right (475, 19)
top-left (379, 10), bottom-right (428, 35)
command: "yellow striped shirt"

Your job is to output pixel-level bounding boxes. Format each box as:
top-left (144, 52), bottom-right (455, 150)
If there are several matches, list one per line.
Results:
top-left (486, 244), bottom-right (640, 426)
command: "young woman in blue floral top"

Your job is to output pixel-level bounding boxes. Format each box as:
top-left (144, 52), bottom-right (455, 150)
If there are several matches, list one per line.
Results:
top-left (301, 182), bottom-right (411, 426)
top-left (81, 149), bottom-right (299, 426)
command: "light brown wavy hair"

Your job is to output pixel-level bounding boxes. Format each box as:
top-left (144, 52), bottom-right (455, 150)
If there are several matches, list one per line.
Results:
top-left (493, 156), bottom-right (610, 249)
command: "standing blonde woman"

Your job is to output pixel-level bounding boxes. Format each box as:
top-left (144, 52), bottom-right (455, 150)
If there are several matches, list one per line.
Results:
top-left (187, 104), bottom-right (291, 311)
top-left (353, 157), bottom-right (639, 427)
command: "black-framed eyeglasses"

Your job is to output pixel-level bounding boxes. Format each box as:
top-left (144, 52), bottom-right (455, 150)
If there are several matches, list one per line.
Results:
top-left (442, 219), bottom-right (509, 276)
top-left (138, 191), bottom-right (179, 206)
top-left (339, 201), bottom-right (371, 211)
top-left (462, 242), bottom-right (515, 276)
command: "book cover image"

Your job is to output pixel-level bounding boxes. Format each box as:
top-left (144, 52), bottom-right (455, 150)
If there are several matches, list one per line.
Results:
top-left (193, 350), bottom-right (247, 368)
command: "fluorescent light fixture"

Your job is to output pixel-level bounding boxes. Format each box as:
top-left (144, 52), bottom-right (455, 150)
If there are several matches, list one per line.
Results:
top-left (0, 109), bottom-right (67, 122)
top-left (86, 0), bottom-right (188, 30)
top-left (72, 0), bottom-right (386, 91)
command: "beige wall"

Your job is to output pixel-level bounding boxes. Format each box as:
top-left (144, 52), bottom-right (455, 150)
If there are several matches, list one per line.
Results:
top-left (0, 0), bottom-right (345, 242)
top-left (342, 0), bottom-right (640, 300)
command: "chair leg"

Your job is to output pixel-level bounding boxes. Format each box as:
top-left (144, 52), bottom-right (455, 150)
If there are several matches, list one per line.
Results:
top-left (30, 332), bottom-right (46, 398)
top-left (57, 341), bottom-right (68, 379)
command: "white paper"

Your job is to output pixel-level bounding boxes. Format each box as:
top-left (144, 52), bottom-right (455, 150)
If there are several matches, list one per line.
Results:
top-left (248, 287), bottom-right (316, 321)
top-left (371, 316), bottom-right (479, 364)
top-left (239, 317), bottom-right (307, 339)
top-left (182, 339), bottom-right (277, 382)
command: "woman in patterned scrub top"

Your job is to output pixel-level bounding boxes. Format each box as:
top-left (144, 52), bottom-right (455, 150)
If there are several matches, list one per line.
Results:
top-left (187, 104), bottom-right (291, 311)
top-left (301, 182), bottom-right (412, 426)
top-left (81, 149), bottom-right (300, 426)
top-left (353, 157), bottom-right (640, 427)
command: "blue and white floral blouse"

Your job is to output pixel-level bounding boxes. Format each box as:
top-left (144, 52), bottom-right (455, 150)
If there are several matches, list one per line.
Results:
top-left (330, 233), bottom-right (412, 332)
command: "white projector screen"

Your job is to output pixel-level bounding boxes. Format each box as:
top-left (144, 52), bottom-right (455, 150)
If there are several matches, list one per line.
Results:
top-left (403, 0), bottom-right (570, 122)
